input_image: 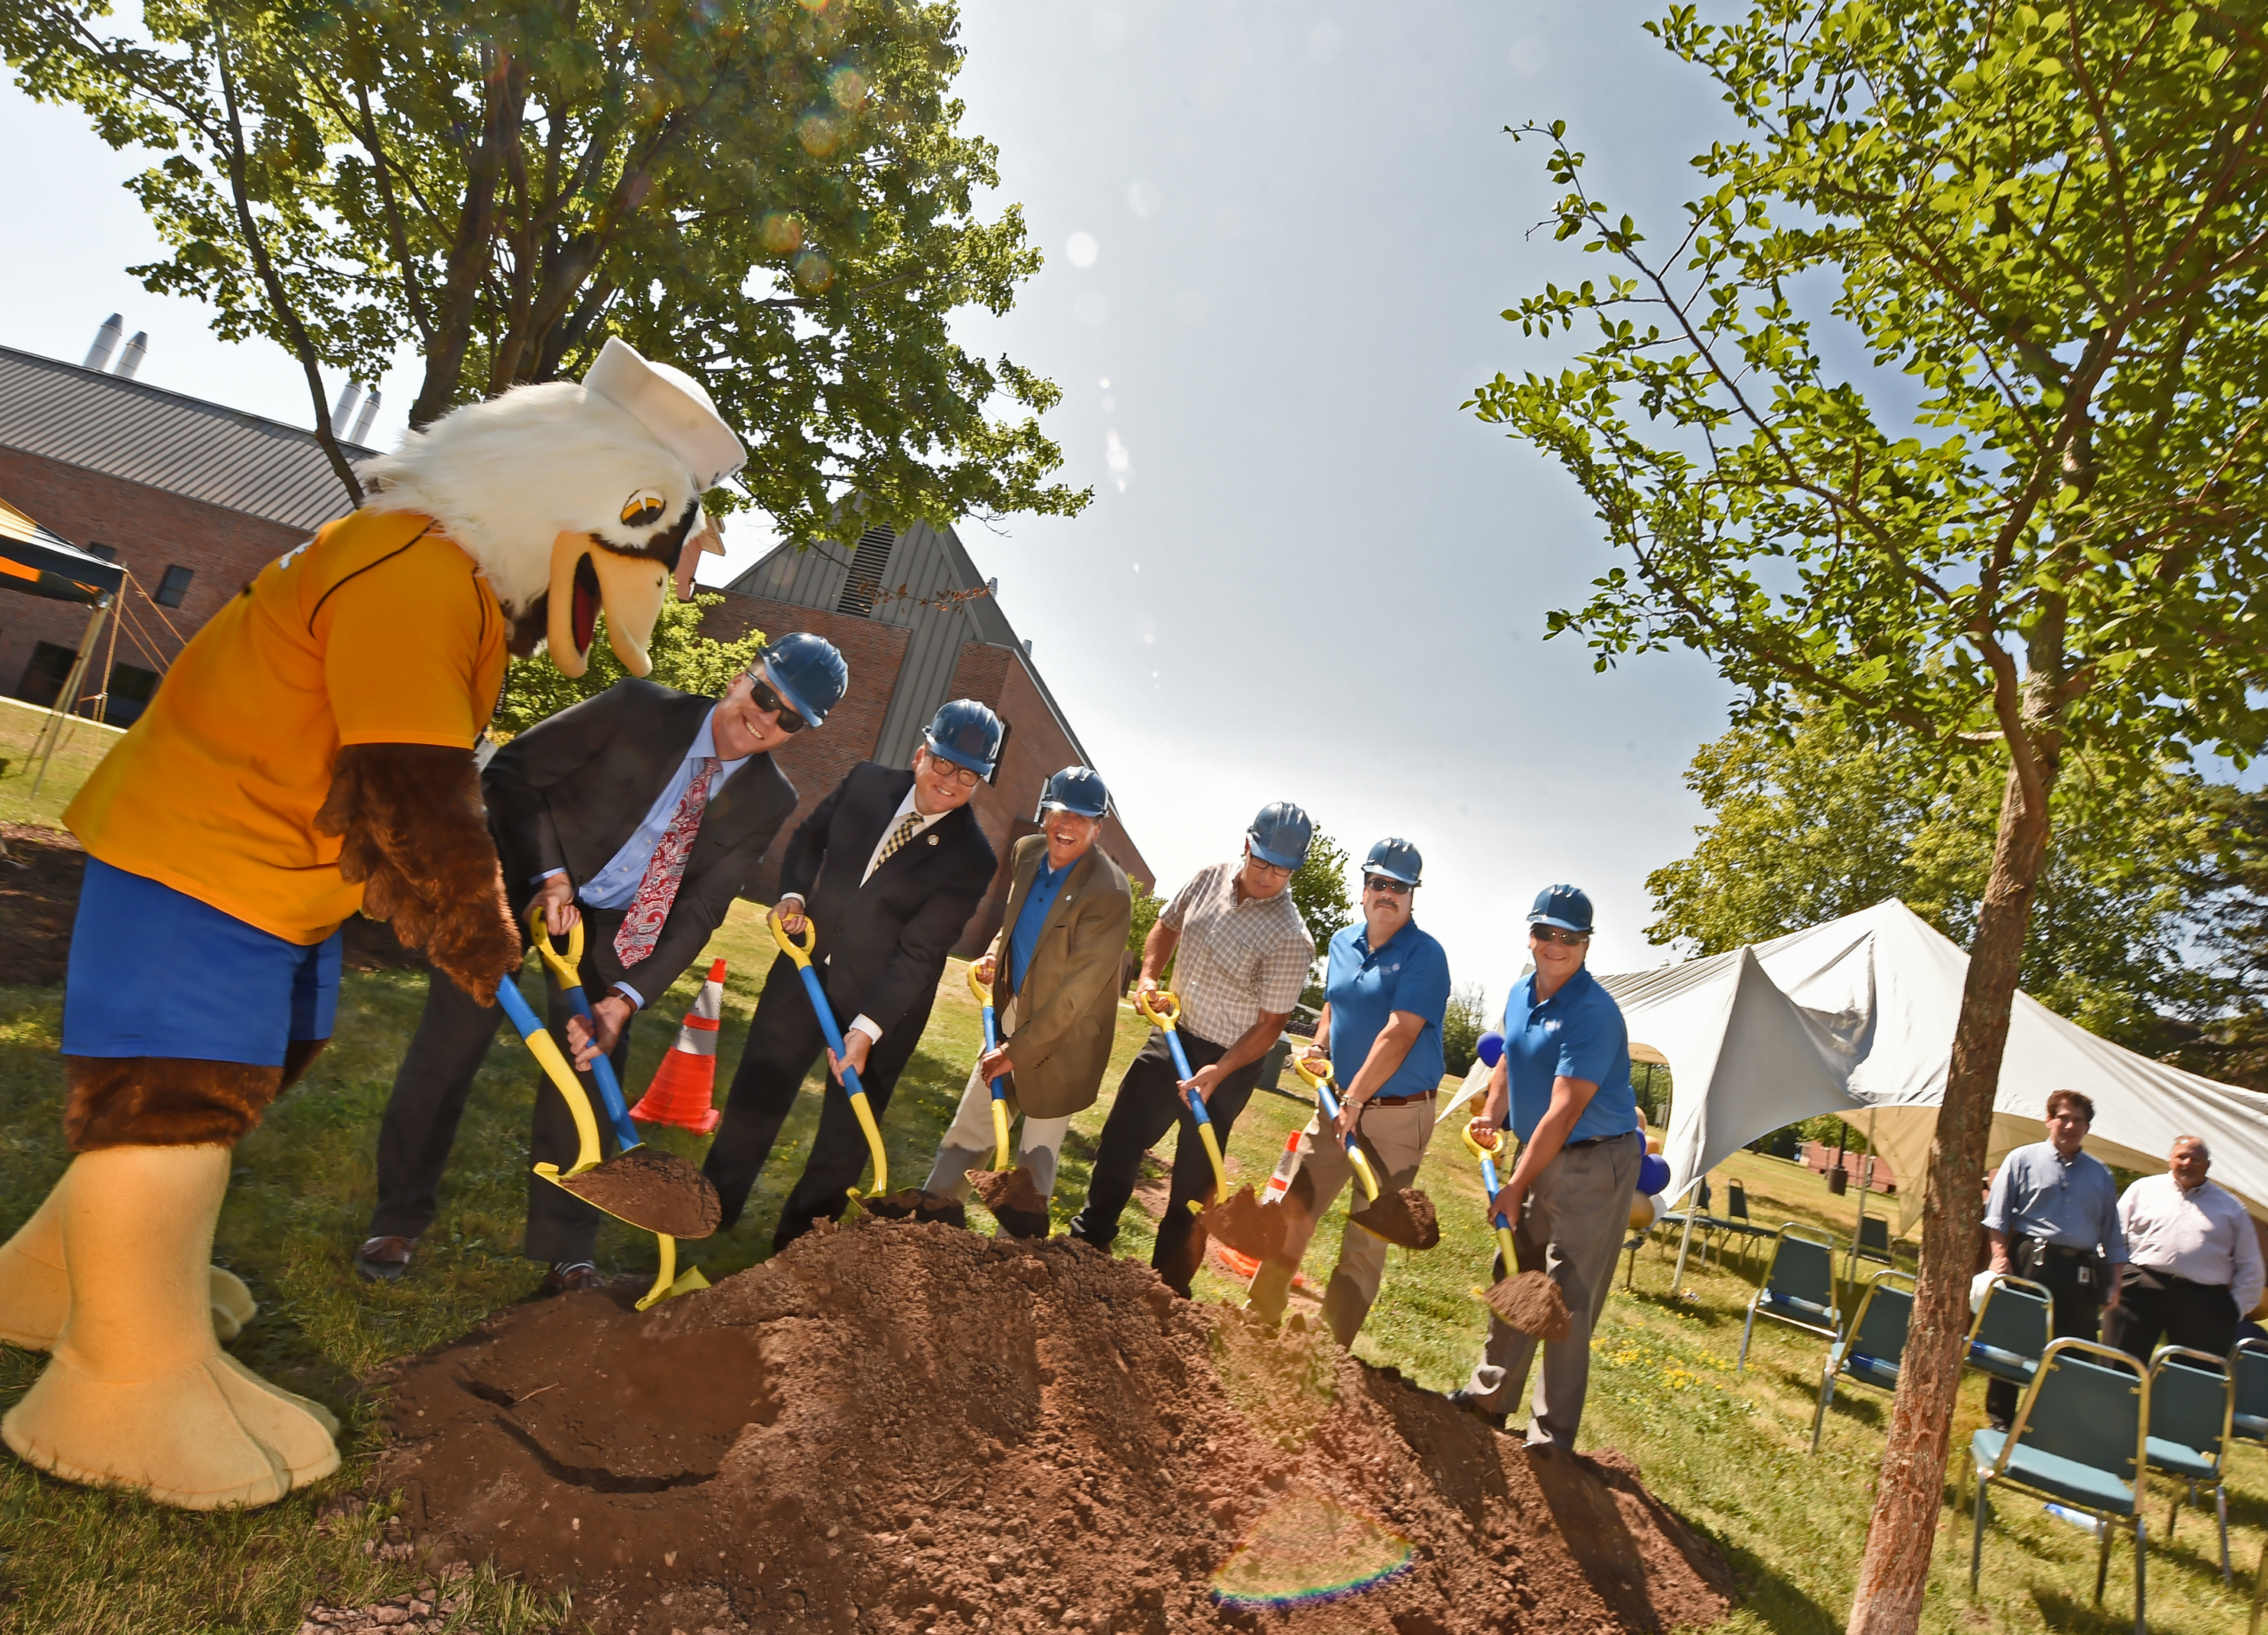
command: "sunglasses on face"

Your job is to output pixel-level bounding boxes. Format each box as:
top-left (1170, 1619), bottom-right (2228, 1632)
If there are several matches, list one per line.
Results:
top-left (1364, 876), bottom-right (1412, 896)
top-left (1530, 924), bottom-right (1590, 947)
top-left (749, 677), bottom-right (806, 733)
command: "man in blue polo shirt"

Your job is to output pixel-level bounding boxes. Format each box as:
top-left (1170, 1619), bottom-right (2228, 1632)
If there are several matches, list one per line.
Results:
top-left (1246, 838), bottom-right (1451, 1344)
top-left (1450, 884), bottom-right (1643, 1448)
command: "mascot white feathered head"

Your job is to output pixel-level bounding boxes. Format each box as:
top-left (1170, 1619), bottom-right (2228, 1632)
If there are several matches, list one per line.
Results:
top-left (356, 339), bottom-right (745, 678)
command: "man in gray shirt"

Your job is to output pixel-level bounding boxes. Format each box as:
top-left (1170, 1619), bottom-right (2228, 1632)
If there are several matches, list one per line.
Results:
top-left (1980, 1089), bottom-right (2127, 1429)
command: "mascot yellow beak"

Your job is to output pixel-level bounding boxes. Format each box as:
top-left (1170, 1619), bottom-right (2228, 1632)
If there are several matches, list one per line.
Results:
top-left (546, 531), bottom-right (671, 678)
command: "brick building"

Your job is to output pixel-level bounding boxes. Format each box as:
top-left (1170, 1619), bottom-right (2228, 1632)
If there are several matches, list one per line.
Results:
top-left (704, 521), bottom-right (1154, 956)
top-left (0, 344), bottom-right (377, 724)
top-left (0, 341), bottom-right (1153, 953)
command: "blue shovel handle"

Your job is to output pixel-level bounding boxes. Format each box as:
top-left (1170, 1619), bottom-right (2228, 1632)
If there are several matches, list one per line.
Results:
top-left (558, 983), bottom-right (642, 1151)
top-left (794, 964), bottom-right (864, 1099)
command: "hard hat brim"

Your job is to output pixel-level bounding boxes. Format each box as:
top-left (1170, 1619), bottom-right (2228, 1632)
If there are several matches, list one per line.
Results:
top-left (1037, 798), bottom-right (1107, 818)
top-left (1527, 914), bottom-right (1593, 933)
top-left (761, 656), bottom-right (827, 728)
top-left (1247, 838), bottom-right (1307, 871)
top-left (925, 735), bottom-right (995, 778)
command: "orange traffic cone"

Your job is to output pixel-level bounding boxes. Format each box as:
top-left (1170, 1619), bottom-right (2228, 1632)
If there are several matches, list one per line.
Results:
top-left (628, 958), bottom-right (725, 1134)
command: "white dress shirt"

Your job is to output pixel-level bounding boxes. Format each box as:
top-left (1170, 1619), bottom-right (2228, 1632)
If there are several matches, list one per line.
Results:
top-left (538, 707), bottom-right (745, 1009)
top-left (778, 783), bottom-right (950, 1047)
top-left (2117, 1172), bottom-right (2267, 1316)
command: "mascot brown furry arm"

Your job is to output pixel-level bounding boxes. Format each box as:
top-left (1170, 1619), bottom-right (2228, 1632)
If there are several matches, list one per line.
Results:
top-left (0, 339), bottom-right (744, 1510)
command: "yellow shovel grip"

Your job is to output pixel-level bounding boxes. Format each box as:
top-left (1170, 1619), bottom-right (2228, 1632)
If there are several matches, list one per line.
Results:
top-left (850, 1089), bottom-right (889, 1196)
top-left (768, 910), bottom-right (816, 965)
top-left (967, 964), bottom-right (993, 1006)
top-left (635, 1236), bottom-right (678, 1312)
top-left (525, 1027), bottom-right (602, 1174)
top-left (1195, 1120), bottom-right (1227, 1196)
top-left (1135, 988), bottom-right (1181, 1030)
top-left (526, 905), bottom-right (585, 990)
top-left (991, 1098), bottom-right (1013, 1171)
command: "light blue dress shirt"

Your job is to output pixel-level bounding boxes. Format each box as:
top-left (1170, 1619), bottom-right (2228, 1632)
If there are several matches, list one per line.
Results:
top-left (538, 708), bottom-right (744, 1006)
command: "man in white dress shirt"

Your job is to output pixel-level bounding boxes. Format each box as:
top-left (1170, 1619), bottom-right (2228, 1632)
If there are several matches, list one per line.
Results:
top-left (2105, 1135), bottom-right (2265, 1362)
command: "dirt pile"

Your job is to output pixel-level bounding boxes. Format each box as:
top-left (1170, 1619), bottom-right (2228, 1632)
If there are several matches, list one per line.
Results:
top-left (1349, 1187), bottom-right (1441, 1251)
top-left (375, 1222), bottom-right (1733, 1635)
top-left (556, 1149), bottom-right (723, 1237)
top-left (1486, 1272), bottom-right (1574, 1342)
top-left (1199, 1185), bottom-right (1288, 1263)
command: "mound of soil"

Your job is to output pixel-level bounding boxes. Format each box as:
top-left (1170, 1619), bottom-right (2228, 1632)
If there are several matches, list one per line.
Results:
top-left (375, 1223), bottom-right (1733, 1634)
top-left (1485, 1271), bottom-right (1573, 1342)
top-left (1351, 1187), bottom-right (1441, 1251)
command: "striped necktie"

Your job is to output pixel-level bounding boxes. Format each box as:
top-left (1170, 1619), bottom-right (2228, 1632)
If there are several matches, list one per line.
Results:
top-left (866, 811), bottom-right (923, 881)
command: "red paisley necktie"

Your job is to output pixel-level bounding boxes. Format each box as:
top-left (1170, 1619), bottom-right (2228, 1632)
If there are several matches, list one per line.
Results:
top-left (614, 757), bottom-right (720, 964)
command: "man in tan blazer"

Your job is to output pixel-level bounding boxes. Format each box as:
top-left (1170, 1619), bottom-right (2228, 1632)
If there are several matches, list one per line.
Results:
top-left (923, 766), bottom-right (1133, 1235)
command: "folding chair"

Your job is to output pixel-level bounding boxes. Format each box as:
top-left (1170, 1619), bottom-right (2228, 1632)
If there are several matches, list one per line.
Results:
top-left (1846, 1213), bottom-right (1894, 1290)
top-left (1720, 1179), bottom-right (1771, 1272)
top-left (2145, 1345), bottom-right (2233, 1581)
top-left (1658, 1177), bottom-right (1726, 1266)
top-left (1810, 1267), bottom-right (1914, 1453)
top-left (1969, 1338), bottom-right (2149, 1633)
top-left (1964, 1274), bottom-right (2054, 1401)
top-left (2232, 1337), bottom-right (2268, 1452)
top-left (1737, 1224), bottom-right (1842, 1375)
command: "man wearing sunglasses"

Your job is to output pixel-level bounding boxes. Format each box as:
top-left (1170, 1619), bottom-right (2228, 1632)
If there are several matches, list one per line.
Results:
top-left (703, 699), bottom-right (1001, 1247)
top-left (1449, 884), bottom-right (1643, 1448)
top-left (356, 632), bottom-right (848, 1290)
top-left (1246, 837), bottom-right (1450, 1344)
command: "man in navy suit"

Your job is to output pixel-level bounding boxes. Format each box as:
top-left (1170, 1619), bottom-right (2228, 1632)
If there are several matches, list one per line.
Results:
top-left (703, 699), bottom-right (1001, 1246)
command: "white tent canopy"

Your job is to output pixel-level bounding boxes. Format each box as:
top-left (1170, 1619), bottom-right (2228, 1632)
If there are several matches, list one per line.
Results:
top-left (1600, 900), bottom-right (2268, 1232)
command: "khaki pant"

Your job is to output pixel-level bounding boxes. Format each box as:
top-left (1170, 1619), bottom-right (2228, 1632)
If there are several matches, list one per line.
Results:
top-left (1245, 1096), bottom-right (1436, 1345)
top-left (1464, 1131), bottom-right (1642, 1449)
top-left (921, 1001), bottom-right (1075, 1204)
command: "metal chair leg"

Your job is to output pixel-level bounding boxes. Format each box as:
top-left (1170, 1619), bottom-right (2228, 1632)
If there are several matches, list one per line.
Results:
top-left (2132, 1515), bottom-right (2146, 1635)
top-left (1970, 1472), bottom-right (1989, 1591)
top-left (2095, 1510), bottom-right (2112, 1606)
top-left (1737, 1302), bottom-right (1758, 1374)
top-left (2218, 1481), bottom-right (2233, 1584)
top-left (1810, 1367), bottom-right (1836, 1453)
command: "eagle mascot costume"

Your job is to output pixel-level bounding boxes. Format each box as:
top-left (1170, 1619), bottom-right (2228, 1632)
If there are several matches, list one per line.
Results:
top-left (0, 338), bottom-right (743, 1508)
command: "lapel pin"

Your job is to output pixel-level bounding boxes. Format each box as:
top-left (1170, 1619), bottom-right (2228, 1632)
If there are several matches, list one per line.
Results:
top-left (928, 834), bottom-right (939, 846)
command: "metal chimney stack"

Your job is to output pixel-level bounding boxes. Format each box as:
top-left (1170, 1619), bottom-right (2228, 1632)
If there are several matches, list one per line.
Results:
top-left (113, 332), bottom-right (149, 380)
top-left (330, 381), bottom-right (362, 435)
top-left (82, 314), bottom-right (123, 371)
top-left (348, 388), bottom-right (381, 446)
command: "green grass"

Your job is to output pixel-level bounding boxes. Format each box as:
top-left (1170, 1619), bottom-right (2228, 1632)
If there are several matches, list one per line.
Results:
top-left (0, 736), bottom-right (2257, 1631)
top-left (0, 696), bottom-right (123, 830)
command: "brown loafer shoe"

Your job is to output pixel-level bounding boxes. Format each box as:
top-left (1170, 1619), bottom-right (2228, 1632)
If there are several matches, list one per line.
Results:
top-left (354, 1236), bottom-right (414, 1282)
top-left (541, 1261), bottom-right (606, 1295)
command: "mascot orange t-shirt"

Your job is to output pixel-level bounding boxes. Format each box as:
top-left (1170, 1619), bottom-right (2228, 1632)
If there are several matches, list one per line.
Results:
top-left (68, 510), bottom-right (507, 944)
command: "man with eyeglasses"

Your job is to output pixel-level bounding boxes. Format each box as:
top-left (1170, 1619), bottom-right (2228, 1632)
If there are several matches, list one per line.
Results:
top-left (357, 631), bottom-right (847, 1290)
top-left (1449, 885), bottom-right (1643, 1448)
top-left (1246, 837), bottom-right (1449, 1344)
top-left (703, 699), bottom-right (1001, 1247)
top-left (1069, 802), bottom-right (1317, 1297)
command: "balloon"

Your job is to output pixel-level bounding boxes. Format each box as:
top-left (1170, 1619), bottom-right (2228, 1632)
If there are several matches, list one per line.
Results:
top-left (1637, 1153), bottom-right (1672, 1196)
top-left (1476, 1031), bottom-right (1503, 1068)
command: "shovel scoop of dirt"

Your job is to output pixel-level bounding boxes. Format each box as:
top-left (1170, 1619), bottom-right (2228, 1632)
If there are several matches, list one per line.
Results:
top-left (1484, 1268), bottom-right (1573, 1341)
top-left (1350, 1186), bottom-right (1441, 1250)
top-left (554, 1149), bottom-right (722, 1238)
top-left (1200, 1184), bottom-right (1288, 1262)
top-left (858, 1189), bottom-right (968, 1228)
top-left (969, 1166), bottom-right (1047, 1217)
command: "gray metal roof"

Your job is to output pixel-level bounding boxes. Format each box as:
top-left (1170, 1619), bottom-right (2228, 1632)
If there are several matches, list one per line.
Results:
top-left (728, 517), bottom-right (1098, 771)
top-left (0, 345), bottom-right (372, 532)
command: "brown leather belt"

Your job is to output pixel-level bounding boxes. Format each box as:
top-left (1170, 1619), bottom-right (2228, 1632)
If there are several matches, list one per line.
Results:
top-left (1365, 1090), bottom-right (1436, 1109)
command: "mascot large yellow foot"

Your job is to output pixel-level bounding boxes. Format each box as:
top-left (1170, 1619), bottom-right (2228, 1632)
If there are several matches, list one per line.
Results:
top-left (3, 1145), bottom-right (337, 1507)
top-left (0, 338), bottom-right (743, 1508)
top-left (0, 1164), bottom-right (259, 1348)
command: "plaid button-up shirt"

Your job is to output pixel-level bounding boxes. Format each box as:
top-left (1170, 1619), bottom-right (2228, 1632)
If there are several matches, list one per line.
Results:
top-left (1157, 859), bottom-right (1314, 1046)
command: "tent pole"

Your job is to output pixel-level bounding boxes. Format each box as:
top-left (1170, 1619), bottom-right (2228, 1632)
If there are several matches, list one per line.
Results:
top-left (29, 599), bottom-right (110, 797)
top-left (1671, 1205), bottom-right (1698, 1297)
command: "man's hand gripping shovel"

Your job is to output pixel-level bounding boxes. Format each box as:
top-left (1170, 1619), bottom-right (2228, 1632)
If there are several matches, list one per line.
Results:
top-left (506, 910), bottom-right (721, 1311)
top-left (1292, 1056), bottom-right (1440, 1251)
top-left (1461, 1122), bottom-right (1570, 1341)
top-left (1138, 988), bottom-right (1285, 1262)
top-left (766, 910), bottom-right (889, 1200)
top-left (961, 966), bottom-right (1049, 1225)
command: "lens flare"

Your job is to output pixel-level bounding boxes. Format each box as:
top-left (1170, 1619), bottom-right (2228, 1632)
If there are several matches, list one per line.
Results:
top-left (1209, 1489), bottom-right (1413, 1611)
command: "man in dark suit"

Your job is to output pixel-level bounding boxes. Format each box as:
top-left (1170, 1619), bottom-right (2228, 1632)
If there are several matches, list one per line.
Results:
top-left (703, 699), bottom-right (1002, 1248)
top-left (356, 633), bottom-right (849, 1290)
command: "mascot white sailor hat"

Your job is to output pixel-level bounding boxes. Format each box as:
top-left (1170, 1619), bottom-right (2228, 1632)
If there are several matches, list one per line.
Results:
top-left (584, 337), bottom-right (746, 492)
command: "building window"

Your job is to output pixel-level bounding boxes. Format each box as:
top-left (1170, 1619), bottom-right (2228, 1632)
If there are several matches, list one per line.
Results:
top-left (104, 663), bottom-right (161, 727)
top-left (834, 525), bottom-right (896, 617)
top-left (17, 642), bottom-right (77, 709)
top-left (989, 719), bottom-right (1011, 786)
top-left (154, 564), bottom-right (194, 607)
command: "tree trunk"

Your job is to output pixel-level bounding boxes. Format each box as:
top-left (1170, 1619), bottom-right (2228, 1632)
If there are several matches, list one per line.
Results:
top-left (1844, 751), bottom-right (2056, 1633)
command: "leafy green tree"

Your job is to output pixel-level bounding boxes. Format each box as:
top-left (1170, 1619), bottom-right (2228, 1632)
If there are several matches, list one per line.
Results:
top-left (1289, 829), bottom-right (1355, 966)
top-left (1472, 5), bottom-right (2268, 1626)
top-left (491, 593), bottom-right (764, 738)
top-left (1441, 982), bottom-right (1488, 1077)
top-left (1124, 879), bottom-right (1163, 959)
top-left (3, 0), bottom-right (1084, 538)
top-left (1648, 717), bottom-right (2224, 1048)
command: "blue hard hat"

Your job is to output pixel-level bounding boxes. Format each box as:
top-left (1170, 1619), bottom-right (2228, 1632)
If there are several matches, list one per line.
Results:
top-left (1036, 764), bottom-right (1108, 820)
top-left (758, 632), bottom-right (848, 728)
top-left (1477, 1031), bottom-right (1503, 1068)
top-left (1246, 801), bottom-right (1314, 871)
top-left (923, 698), bottom-right (1004, 778)
top-left (1363, 836), bottom-right (1423, 887)
top-left (1528, 883), bottom-right (1595, 934)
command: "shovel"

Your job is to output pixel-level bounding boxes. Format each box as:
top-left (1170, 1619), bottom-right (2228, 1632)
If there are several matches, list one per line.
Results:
top-left (959, 964), bottom-right (1052, 1229)
top-left (1461, 1122), bottom-right (1570, 1340)
top-left (968, 964), bottom-right (1013, 1169)
top-left (1291, 1056), bottom-right (1440, 1251)
top-left (1138, 988), bottom-right (1285, 1262)
top-left (767, 910), bottom-right (889, 1198)
top-left (498, 928), bottom-right (718, 1312)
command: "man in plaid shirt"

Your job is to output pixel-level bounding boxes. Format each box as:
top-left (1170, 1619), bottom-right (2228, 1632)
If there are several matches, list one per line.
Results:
top-left (1068, 802), bottom-right (1317, 1295)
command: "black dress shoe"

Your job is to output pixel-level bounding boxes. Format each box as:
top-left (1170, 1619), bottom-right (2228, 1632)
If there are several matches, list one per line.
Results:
top-left (541, 1261), bottom-right (606, 1295)
top-left (355, 1236), bottom-right (414, 1282)
top-left (1447, 1388), bottom-right (1510, 1430)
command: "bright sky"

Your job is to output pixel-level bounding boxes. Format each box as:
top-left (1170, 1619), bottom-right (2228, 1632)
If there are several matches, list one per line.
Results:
top-left (0, 3), bottom-right (1744, 1004)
